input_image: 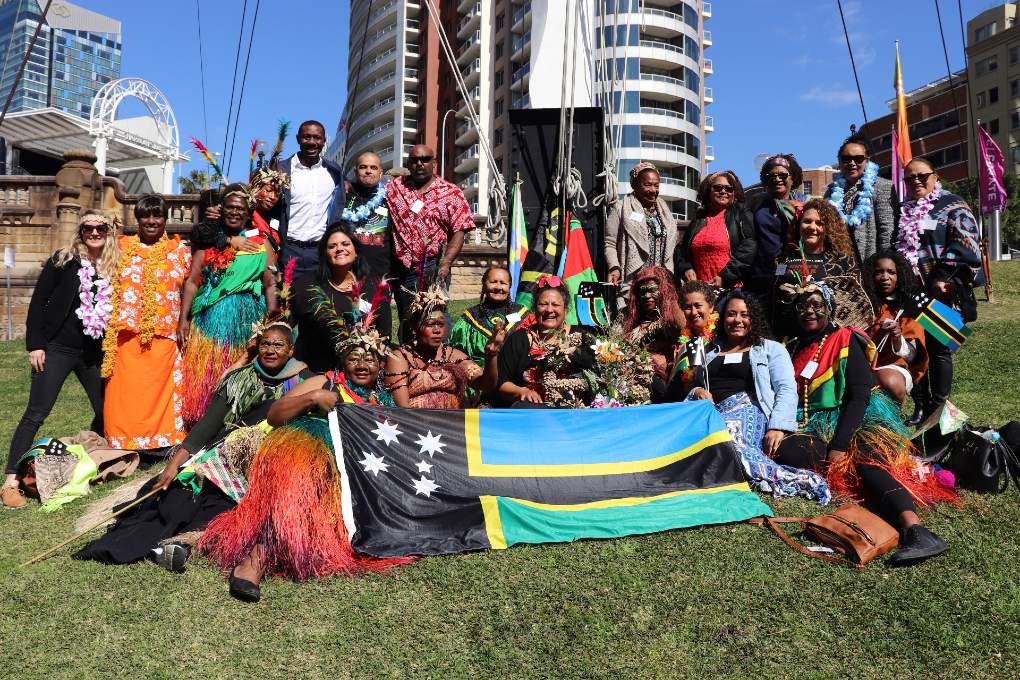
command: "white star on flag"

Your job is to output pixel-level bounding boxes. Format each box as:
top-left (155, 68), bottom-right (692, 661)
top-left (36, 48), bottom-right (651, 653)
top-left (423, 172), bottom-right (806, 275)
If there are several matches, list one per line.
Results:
top-left (412, 475), bottom-right (440, 498)
top-left (359, 452), bottom-right (389, 477)
top-left (415, 459), bottom-right (433, 474)
top-left (416, 430), bottom-right (446, 458)
top-left (371, 419), bottom-right (401, 446)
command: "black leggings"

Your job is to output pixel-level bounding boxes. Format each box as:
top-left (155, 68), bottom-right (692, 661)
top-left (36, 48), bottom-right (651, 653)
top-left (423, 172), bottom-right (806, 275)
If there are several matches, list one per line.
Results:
top-left (6, 344), bottom-right (103, 475)
top-left (774, 433), bottom-right (916, 522)
top-left (912, 331), bottom-right (953, 410)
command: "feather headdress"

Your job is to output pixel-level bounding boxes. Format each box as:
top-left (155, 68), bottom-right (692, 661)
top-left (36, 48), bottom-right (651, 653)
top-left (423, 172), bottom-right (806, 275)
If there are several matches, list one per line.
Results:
top-left (190, 136), bottom-right (224, 182)
top-left (405, 284), bottom-right (449, 323)
top-left (269, 119), bottom-right (290, 169)
top-left (309, 277), bottom-right (393, 359)
top-left (248, 139), bottom-right (263, 175)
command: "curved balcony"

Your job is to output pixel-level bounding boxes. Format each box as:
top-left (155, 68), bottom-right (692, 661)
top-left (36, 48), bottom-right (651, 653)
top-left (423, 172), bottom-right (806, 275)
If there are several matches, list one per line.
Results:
top-left (704, 115), bottom-right (714, 132)
top-left (512, 1), bottom-right (531, 31)
top-left (356, 71), bottom-right (397, 105)
top-left (458, 3), bottom-right (481, 39)
top-left (355, 45), bottom-right (398, 83)
top-left (351, 0), bottom-right (397, 38)
top-left (605, 10), bottom-right (696, 42)
top-left (616, 144), bottom-right (701, 173)
top-left (461, 58), bottom-right (480, 88)
top-left (355, 22), bottom-right (398, 63)
top-left (624, 107), bottom-right (701, 137)
top-left (455, 144), bottom-right (480, 174)
top-left (633, 40), bottom-right (699, 72)
top-left (656, 179), bottom-right (698, 203)
top-left (456, 86), bottom-right (480, 116)
top-left (704, 86), bottom-right (713, 103)
top-left (459, 172), bottom-right (479, 197)
top-left (630, 73), bottom-right (698, 101)
top-left (458, 30), bottom-right (481, 65)
top-left (455, 119), bottom-right (478, 146)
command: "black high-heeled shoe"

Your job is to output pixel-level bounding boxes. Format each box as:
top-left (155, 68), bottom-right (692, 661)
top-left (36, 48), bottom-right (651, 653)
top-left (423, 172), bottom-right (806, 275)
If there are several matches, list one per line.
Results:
top-left (228, 569), bottom-right (261, 603)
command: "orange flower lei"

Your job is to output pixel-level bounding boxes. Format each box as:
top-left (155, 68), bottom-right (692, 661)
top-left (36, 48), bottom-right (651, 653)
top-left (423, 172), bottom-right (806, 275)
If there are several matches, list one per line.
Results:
top-left (101, 235), bottom-right (179, 377)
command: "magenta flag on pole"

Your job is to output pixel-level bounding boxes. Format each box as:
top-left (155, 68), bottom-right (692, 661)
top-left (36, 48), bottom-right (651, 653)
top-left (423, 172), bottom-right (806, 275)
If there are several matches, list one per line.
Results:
top-left (977, 125), bottom-right (1008, 213)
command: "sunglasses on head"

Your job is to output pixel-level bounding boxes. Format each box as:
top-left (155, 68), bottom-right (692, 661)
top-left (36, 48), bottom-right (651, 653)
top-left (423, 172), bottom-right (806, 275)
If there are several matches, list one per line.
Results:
top-left (535, 275), bottom-right (563, 289)
top-left (80, 223), bottom-right (110, 235)
top-left (839, 154), bottom-right (868, 165)
top-left (408, 155), bottom-right (434, 165)
top-left (904, 171), bottom-right (935, 185)
top-left (710, 184), bottom-right (735, 194)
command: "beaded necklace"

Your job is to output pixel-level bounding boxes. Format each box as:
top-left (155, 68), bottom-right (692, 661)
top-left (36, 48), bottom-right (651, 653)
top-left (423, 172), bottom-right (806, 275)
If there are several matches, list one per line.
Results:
top-left (797, 332), bottom-right (830, 427)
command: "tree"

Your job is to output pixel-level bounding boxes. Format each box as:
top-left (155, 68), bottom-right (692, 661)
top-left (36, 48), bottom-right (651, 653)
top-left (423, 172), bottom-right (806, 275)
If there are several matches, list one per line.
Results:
top-left (942, 176), bottom-right (1018, 252)
top-left (178, 169), bottom-right (212, 194)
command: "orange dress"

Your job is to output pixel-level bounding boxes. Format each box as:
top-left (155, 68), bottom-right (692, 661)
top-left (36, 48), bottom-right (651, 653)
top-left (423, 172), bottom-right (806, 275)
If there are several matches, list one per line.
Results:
top-left (104, 236), bottom-right (192, 449)
top-left (869, 302), bottom-right (928, 386)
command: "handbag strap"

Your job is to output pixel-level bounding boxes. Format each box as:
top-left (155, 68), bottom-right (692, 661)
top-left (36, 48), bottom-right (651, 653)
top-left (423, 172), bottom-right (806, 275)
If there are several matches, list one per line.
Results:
top-left (750, 516), bottom-right (863, 569)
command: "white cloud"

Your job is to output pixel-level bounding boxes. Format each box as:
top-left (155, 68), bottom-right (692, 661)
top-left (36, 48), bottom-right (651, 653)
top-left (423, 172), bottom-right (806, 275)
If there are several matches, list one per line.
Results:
top-left (800, 87), bottom-right (859, 107)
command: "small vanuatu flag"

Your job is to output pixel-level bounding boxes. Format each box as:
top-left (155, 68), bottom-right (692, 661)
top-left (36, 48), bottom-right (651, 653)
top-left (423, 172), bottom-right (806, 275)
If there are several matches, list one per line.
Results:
top-left (575, 281), bottom-right (610, 327)
top-left (328, 402), bottom-right (772, 557)
top-left (904, 292), bottom-right (972, 352)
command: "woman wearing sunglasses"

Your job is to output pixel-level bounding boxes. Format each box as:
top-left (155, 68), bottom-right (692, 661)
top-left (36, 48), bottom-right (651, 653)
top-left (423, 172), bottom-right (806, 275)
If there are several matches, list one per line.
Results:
top-left (675, 170), bottom-right (757, 289)
top-left (749, 154), bottom-right (804, 294)
top-left (895, 157), bottom-right (981, 425)
top-left (776, 280), bottom-right (952, 566)
top-left (823, 131), bottom-right (897, 262)
top-left (496, 275), bottom-right (596, 407)
top-left (4, 211), bottom-right (119, 508)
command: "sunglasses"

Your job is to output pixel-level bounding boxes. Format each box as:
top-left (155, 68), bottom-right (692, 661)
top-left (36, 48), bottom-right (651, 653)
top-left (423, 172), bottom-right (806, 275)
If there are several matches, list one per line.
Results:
top-left (710, 184), bottom-right (735, 194)
top-left (839, 154), bottom-right (868, 165)
top-left (904, 171), bottom-right (935, 185)
top-left (80, 223), bottom-right (110, 235)
top-left (408, 155), bottom-right (434, 165)
top-left (535, 275), bottom-right (563, 288)
top-left (766, 172), bottom-right (790, 181)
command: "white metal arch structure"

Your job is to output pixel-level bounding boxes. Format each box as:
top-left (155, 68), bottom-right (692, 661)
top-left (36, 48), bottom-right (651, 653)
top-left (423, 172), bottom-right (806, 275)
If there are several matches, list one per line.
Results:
top-left (90, 77), bottom-right (181, 193)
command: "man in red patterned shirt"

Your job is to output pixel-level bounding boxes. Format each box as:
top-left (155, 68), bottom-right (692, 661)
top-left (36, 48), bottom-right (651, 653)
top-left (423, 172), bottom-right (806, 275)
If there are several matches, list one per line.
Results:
top-left (386, 144), bottom-right (475, 336)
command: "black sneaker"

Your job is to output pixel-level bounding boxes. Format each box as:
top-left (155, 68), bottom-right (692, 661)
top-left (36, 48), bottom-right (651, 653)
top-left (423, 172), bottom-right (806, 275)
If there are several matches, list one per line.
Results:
top-left (888, 525), bottom-right (948, 566)
top-left (152, 543), bottom-right (191, 573)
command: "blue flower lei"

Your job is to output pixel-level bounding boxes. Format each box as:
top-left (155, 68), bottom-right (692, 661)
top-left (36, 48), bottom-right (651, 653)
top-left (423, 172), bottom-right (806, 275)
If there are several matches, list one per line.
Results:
top-left (341, 183), bottom-right (387, 223)
top-left (827, 160), bottom-right (878, 228)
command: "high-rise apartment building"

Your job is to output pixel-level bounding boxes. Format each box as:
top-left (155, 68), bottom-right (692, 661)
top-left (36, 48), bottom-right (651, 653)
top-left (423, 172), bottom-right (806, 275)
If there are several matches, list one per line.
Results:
top-left (458, 0), bottom-right (713, 223)
top-left (0, 0), bottom-right (121, 119)
top-left (966, 3), bottom-right (1020, 177)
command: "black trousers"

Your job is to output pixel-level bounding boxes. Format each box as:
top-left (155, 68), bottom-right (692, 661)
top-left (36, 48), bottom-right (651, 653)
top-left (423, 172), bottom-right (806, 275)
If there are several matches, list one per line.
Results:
top-left (282, 239), bottom-right (320, 281)
top-left (912, 331), bottom-right (953, 411)
top-left (7, 343), bottom-right (103, 474)
top-left (774, 433), bottom-right (916, 522)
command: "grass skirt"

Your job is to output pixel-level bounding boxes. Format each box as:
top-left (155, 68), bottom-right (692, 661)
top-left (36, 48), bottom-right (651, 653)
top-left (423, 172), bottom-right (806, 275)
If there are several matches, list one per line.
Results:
top-left (181, 292), bottom-right (265, 426)
top-left (802, 390), bottom-right (958, 508)
top-left (198, 416), bottom-right (411, 580)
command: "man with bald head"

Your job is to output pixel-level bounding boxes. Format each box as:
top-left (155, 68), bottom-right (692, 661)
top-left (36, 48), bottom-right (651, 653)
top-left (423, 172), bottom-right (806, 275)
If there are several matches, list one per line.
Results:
top-left (338, 150), bottom-right (392, 337)
top-left (386, 144), bottom-right (475, 330)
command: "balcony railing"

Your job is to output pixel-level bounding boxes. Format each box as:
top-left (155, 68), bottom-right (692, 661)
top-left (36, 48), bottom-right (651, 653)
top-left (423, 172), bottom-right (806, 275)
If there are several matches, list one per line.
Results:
top-left (639, 140), bottom-right (682, 152)
top-left (355, 46), bottom-right (396, 76)
top-left (460, 58), bottom-right (480, 81)
top-left (458, 3), bottom-right (481, 33)
top-left (704, 58), bottom-right (713, 74)
top-left (703, 30), bottom-right (712, 46)
top-left (459, 172), bottom-right (479, 191)
top-left (512, 93), bottom-right (530, 109)
top-left (703, 2), bottom-right (712, 18)
top-left (456, 144), bottom-right (479, 166)
top-left (704, 145), bottom-right (715, 161)
top-left (512, 1), bottom-right (531, 27)
top-left (639, 39), bottom-right (684, 56)
top-left (512, 30), bottom-right (531, 55)
top-left (704, 115), bottom-right (714, 131)
top-left (461, 29), bottom-right (481, 52)
top-left (405, 67), bottom-right (419, 80)
top-left (512, 62), bottom-right (530, 82)
top-left (637, 7), bottom-right (682, 23)
top-left (639, 105), bottom-right (684, 120)
top-left (640, 72), bottom-right (682, 87)
top-left (704, 86), bottom-right (713, 102)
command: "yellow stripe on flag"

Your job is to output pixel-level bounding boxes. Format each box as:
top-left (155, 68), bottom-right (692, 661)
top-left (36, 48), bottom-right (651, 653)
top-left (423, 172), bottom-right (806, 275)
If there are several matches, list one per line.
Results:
top-left (480, 495), bottom-right (508, 549)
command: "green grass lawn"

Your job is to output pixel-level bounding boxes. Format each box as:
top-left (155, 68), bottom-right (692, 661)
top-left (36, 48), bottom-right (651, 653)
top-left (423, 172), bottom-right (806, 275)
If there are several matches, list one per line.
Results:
top-left (1, 266), bottom-right (1019, 679)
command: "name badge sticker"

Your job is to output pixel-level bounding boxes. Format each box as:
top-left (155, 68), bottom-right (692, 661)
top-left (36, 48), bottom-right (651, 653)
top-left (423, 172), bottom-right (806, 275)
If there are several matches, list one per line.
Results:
top-left (410, 199), bottom-right (425, 214)
top-left (375, 206), bottom-right (389, 216)
top-left (723, 352), bottom-right (743, 364)
top-left (244, 229), bottom-right (260, 238)
top-left (775, 263), bottom-right (788, 276)
top-left (628, 211), bottom-right (645, 222)
top-left (920, 218), bottom-right (938, 232)
top-left (800, 360), bottom-right (819, 379)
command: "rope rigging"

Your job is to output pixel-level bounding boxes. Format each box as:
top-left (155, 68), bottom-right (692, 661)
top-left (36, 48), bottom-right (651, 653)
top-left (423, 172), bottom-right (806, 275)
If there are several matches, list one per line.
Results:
top-left (195, 0), bottom-right (210, 144)
top-left (225, 0), bottom-right (261, 176)
top-left (0, 0), bottom-right (55, 130)
top-left (337, 0), bottom-right (375, 169)
top-left (836, 0), bottom-right (869, 124)
top-left (422, 0), bottom-right (507, 229)
top-left (220, 0), bottom-right (250, 178)
top-left (932, 0), bottom-right (967, 159)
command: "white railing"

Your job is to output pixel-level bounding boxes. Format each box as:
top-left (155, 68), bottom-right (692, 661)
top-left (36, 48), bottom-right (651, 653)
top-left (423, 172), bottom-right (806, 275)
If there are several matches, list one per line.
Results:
top-left (639, 39), bottom-right (683, 56)
top-left (456, 144), bottom-right (479, 166)
top-left (640, 105), bottom-right (684, 120)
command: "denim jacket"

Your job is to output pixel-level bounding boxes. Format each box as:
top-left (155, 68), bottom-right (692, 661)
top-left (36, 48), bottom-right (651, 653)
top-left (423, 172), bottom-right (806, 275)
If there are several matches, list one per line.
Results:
top-left (703, 338), bottom-right (798, 432)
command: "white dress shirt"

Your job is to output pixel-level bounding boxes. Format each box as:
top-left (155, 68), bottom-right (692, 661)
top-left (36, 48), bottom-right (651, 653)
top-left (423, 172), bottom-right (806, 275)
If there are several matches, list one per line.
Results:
top-left (287, 155), bottom-right (335, 242)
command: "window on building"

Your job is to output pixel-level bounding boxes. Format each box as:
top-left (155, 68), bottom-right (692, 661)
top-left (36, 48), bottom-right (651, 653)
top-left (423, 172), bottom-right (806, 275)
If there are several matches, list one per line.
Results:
top-left (1012, 146), bottom-right (1020, 165)
top-left (909, 109), bottom-right (961, 139)
top-left (975, 22), bottom-right (998, 42)
top-left (802, 180), bottom-right (813, 196)
top-left (1011, 45), bottom-right (1020, 64)
top-left (977, 92), bottom-right (987, 108)
top-left (1013, 79), bottom-right (1020, 97)
top-left (495, 42), bottom-right (503, 59)
top-left (494, 98), bottom-right (504, 118)
top-left (495, 12), bottom-right (504, 31)
top-left (494, 71), bottom-right (503, 88)
top-left (1011, 110), bottom-right (1020, 129)
top-left (976, 55), bottom-right (999, 77)
top-left (990, 87), bottom-right (1000, 104)
top-left (494, 128), bottom-right (503, 146)
top-left (981, 118), bottom-right (1001, 135)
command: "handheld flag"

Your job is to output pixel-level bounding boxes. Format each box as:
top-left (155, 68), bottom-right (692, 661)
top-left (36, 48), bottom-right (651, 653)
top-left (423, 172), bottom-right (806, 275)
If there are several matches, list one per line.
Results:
top-left (558, 213), bottom-right (599, 325)
top-left (904, 292), bottom-right (972, 352)
top-left (330, 402), bottom-right (772, 557)
top-left (508, 175), bottom-right (528, 300)
top-left (190, 137), bottom-right (224, 182)
top-left (575, 281), bottom-right (610, 327)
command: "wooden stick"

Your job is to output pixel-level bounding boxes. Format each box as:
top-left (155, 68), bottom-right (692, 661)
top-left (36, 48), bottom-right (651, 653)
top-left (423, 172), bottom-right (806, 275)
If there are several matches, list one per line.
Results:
top-left (18, 485), bottom-right (164, 568)
top-left (980, 236), bottom-right (995, 303)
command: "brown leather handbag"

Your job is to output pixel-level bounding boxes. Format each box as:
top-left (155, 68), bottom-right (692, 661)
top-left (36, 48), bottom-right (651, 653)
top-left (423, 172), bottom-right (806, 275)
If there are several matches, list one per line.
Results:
top-left (753, 504), bottom-right (900, 568)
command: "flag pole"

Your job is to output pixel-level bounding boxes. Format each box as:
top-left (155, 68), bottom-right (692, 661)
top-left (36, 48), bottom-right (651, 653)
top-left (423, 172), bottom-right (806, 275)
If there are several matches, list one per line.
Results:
top-left (975, 117), bottom-right (995, 302)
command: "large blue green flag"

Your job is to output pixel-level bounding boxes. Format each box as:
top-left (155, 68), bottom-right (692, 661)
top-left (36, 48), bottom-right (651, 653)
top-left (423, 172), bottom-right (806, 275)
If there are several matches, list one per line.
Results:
top-left (329, 401), bottom-right (772, 557)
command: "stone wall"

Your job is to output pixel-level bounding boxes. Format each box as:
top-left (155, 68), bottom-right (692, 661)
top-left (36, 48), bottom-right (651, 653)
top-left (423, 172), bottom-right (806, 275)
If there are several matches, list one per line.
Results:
top-left (0, 150), bottom-right (499, 340)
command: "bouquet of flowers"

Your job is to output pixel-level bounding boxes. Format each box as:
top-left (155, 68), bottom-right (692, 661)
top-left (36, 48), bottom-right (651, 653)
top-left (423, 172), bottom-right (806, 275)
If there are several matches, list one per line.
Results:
top-left (582, 329), bottom-right (655, 407)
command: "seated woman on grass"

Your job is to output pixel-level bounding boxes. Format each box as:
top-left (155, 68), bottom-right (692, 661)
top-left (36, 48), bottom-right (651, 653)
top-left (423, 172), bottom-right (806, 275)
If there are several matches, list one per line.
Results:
top-left (863, 250), bottom-right (928, 405)
top-left (674, 290), bottom-right (828, 502)
top-left (74, 321), bottom-right (311, 570)
top-left (200, 326), bottom-right (407, 603)
top-left (496, 276), bottom-right (597, 408)
top-left (774, 280), bottom-right (953, 566)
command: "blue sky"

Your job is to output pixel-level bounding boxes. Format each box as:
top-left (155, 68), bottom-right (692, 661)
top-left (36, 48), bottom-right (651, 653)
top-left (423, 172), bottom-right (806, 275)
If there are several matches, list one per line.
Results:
top-left (706, 0), bottom-right (998, 183)
top-left (80, 0), bottom-right (348, 187)
top-left (76, 0), bottom-right (1000, 188)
